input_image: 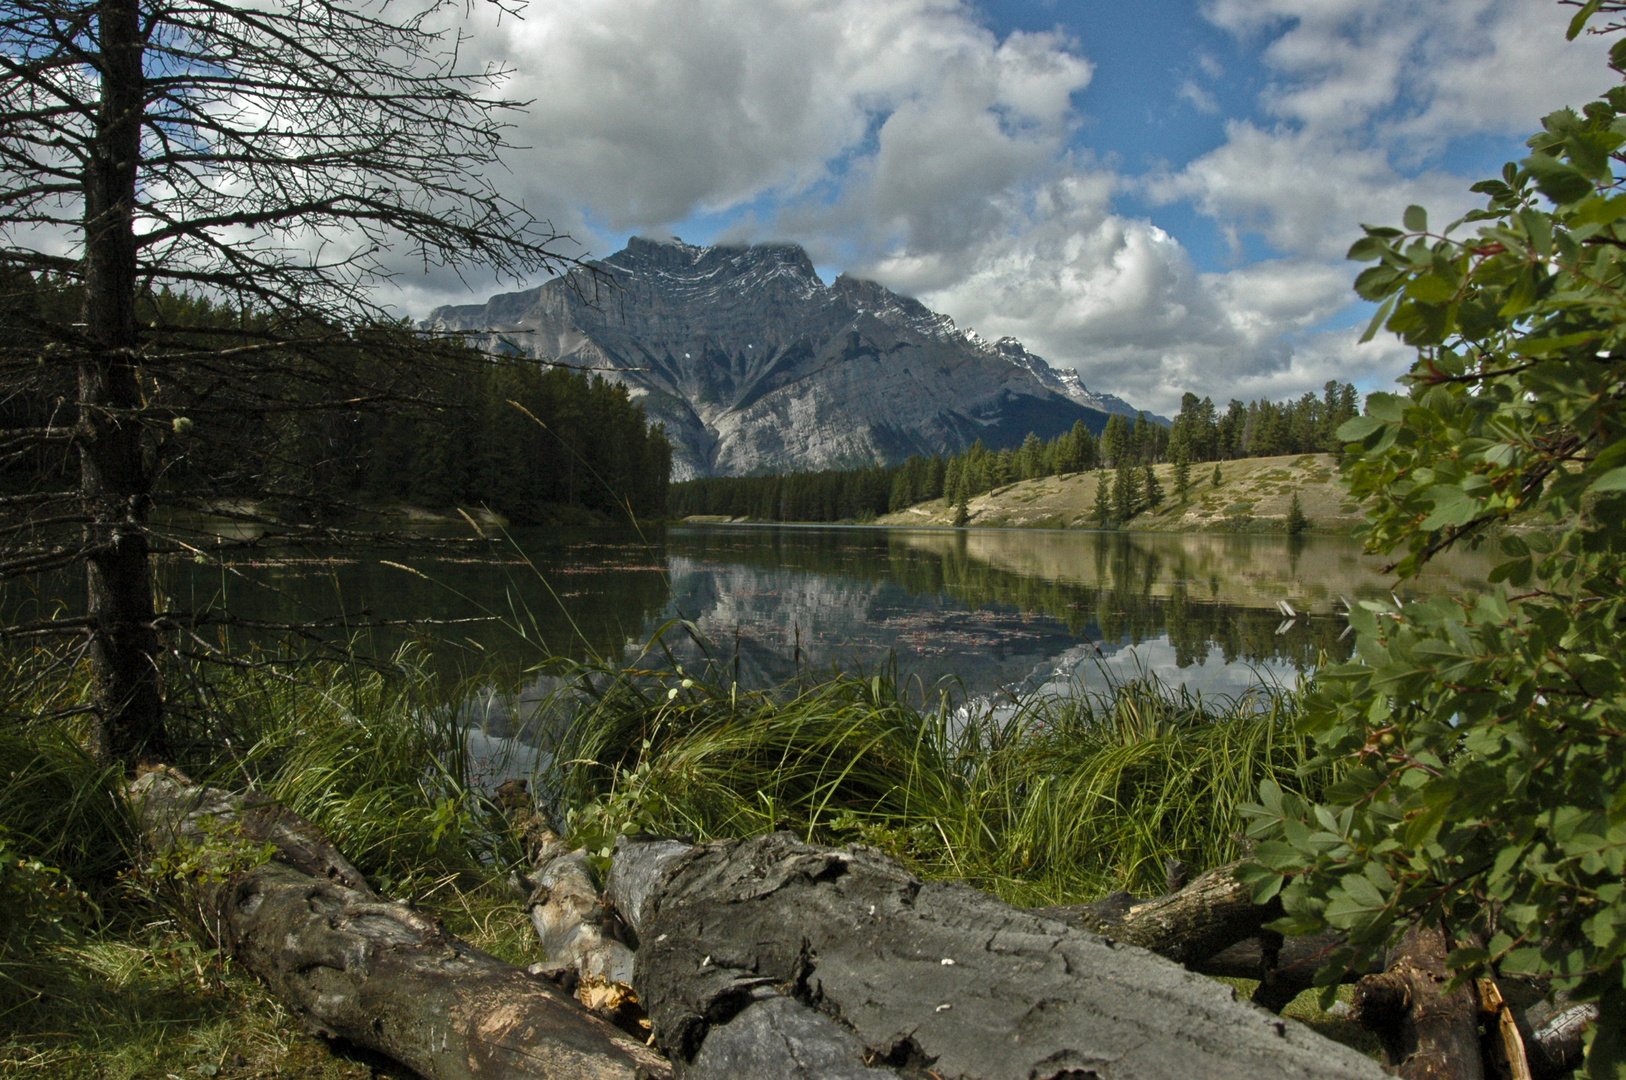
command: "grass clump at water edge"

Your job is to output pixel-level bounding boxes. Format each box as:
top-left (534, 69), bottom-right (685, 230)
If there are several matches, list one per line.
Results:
top-left (546, 654), bottom-right (1325, 905)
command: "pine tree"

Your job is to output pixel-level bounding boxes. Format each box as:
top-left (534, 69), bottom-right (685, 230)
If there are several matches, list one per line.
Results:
top-left (1142, 463), bottom-right (1163, 511)
top-left (953, 492), bottom-right (970, 527)
top-left (1173, 449), bottom-right (1191, 499)
top-left (1212, 463), bottom-right (1223, 488)
top-left (1286, 492), bottom-right (1308, 536)
top-left (1112, 462), bottom-right (1139, 522)
top-left (1092, 470), bottom-right (1113, 527)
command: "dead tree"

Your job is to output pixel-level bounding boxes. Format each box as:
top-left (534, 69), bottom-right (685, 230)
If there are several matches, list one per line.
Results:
top-left (131, 770), bottom-right (670, 1080)
top-left (0, 0), bottom-right (586, 765)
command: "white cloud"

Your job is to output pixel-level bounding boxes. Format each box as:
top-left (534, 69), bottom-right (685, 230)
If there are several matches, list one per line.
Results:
top-left (473, 0), bottom-right (1089, 232)
top-left (1148, 122), bottom-right (1471, 259)
top-left (1171, 0), bottom-right (1615, 260)
top-left (1178, 79), bottom-right (1221, 115)
top-left (391, 0), bottom-right (1622, 415)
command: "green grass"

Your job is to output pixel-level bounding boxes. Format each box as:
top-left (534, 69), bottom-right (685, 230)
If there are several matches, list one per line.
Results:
top-left (545, 655), bottom-right (1323, 904)
top-left (0, 636), bottom-right (1338, 1074)
top-left (0, 643), bottom-right (534, 1078)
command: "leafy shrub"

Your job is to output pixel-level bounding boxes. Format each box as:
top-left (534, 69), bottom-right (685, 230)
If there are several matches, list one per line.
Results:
top-left (1243, 13), bottom-right (1626, 1075)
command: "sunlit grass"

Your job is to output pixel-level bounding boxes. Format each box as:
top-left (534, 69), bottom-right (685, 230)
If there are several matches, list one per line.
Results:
top-left (545, 652), bottom-right (1323, 905)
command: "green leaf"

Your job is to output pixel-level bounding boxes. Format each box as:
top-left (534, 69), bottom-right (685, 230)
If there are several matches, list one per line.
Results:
top-left (1337, 415), bottom-right (1385, 442)
top-left (1359, 297), bottom-right (1397, 344)
top-left (1568, 0), bottom-right (1603, 39)
top-left (1355, 265), bottom-right (1404, 302)
top-left (1409, 274), bottom-right (1457, 304)
top-left (1514, 331), bottom-right (1600, 357)
top-left (1595, 466), bottom-right (1626, 492)
top-left (1404, 205), bottom-right (1429, 232)
top-left (1524, 153), bottom-right (1596, 205)
top-left (1347, 235), bottom-right (1390, 262)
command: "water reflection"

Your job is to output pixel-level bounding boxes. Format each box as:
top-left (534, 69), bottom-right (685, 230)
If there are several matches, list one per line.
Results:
top-left (654, 525), bottom-right (1495, 701)
top-left (8, 523), bottom-right (1495, 712)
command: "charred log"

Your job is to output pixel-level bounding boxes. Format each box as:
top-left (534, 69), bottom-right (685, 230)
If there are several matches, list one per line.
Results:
top-left (611, 833), bottom-right (1389, 1080)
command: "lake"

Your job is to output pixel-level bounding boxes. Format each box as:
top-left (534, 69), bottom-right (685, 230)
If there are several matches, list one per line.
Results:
top-left (138, 523), bottom-right (1496, 718)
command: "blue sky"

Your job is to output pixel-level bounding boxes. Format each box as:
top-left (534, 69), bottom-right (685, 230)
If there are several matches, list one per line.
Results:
top-left (400, 0), bottom-right (1618, 414)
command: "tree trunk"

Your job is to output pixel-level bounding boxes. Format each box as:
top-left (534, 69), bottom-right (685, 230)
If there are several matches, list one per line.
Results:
top-left (132, 771), bottom-right (671, 1080)
top-left (1352, 922), bottom-right (1485, 1080)
top-left (81, 0), bottom-right (166, 765)
top-left (609, 833), bottom-right (1389, 1080)
top-left (1192, 930), bottom-right (1348, 1013)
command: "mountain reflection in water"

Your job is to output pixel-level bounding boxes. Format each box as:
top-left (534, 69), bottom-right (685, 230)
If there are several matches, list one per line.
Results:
top-left (650, 524), bottom-right (1494, 703)
top-left (46, 523), bottom-right (1492, 727)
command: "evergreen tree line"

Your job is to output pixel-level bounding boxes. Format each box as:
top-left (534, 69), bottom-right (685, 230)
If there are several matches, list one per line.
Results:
top-left (0, 275), bottom-right (672, 525)
top-left (670, 420), bottom-right (1106, 522)
top-left (672, 381), bottom-right (1363, 524)
top-left (1165, 381), bottom-right (1361, 465)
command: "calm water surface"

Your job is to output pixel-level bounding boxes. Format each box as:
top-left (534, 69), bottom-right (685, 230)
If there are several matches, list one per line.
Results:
top-left (142, 523), bottom-right (1495, 713)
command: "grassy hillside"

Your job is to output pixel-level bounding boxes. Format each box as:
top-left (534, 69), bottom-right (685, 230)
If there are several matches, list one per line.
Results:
top-left (878, 453), bottom-right (1366, 533)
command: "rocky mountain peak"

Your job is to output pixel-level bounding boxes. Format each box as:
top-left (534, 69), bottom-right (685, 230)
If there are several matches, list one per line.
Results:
top-left (428, 238), bottom-right (1156, 478)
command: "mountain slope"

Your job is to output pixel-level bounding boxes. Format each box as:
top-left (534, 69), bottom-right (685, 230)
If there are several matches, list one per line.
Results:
top-left (429, 237), bottom-right (1147, 479)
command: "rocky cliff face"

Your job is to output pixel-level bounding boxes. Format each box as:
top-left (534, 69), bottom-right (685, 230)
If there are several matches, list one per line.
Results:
top-left (428, 237), bottom-right (1147, 480)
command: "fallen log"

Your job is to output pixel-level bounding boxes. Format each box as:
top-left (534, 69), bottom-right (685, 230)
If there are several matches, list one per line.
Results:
top-left (1352, 922), bottom-right (1484, 1080)
top-left (1193, 930), bottom-right (1349, 1012)
top-left (1036, 861), bottom-right (1279, 966)
top-left (1525, 1003), bottom-right (1596, 1080)
top-left (611, 833), bottom-right (1390, 1080)
top-left (131, 771), bottom-right (671, 1080)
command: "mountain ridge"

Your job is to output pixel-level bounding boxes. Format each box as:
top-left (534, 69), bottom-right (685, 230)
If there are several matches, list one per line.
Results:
top-left (429, 237), bottom-right (1158, 479)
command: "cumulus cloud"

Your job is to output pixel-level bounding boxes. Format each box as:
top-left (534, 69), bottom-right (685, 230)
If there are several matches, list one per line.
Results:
top-left (1148, 122), bottom-right (1471, 259)
top-left (883, 174), bottom-right (1361, 411)
top-left (472, 0), bottom-right (1089, 231)
top-left (393, 0), bottom-right (1621, 414)
top-left (1169, 0), bottom-right (1614, 259)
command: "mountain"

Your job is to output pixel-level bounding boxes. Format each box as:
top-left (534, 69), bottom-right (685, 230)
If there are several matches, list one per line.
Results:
top-left (427, 237), bottom-right (1155, 480)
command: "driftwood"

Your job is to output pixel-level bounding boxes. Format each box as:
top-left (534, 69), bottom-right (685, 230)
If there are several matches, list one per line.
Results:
top-left (609, 833), bottom-right (1389, 1080)
top-left (509, 806), bottom-right (648, 1035)
top-left (1037, 861), bottom-right (1355, 1013)
top-left (131, 771), bottom-right (671, 1080)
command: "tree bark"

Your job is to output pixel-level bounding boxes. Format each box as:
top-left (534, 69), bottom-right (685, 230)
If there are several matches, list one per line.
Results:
top-left (1524, 1003), bottom-right (1595, 1080)
top-left (1034, 861), bottom-right (1278, 967)
top-left (131, 771), bottom-right (671, 1080)
top-left (81, 0), bottom-right (166, 765)
top-left (1352, 922), bottom-right (1485, 1080)
top-left (609, 833), bottom-right (1389, 1080)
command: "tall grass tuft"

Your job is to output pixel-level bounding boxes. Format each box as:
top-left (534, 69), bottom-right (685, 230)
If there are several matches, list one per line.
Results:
top-left (545, 657), bottom-right (1322, 905)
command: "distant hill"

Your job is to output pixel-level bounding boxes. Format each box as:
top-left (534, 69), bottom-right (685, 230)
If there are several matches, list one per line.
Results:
top-left (878, 453), bottom-right (1369, 534)
top-left (428, 237), bottom-right (1155, 479)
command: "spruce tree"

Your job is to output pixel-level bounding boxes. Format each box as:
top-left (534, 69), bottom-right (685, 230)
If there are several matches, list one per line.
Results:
top-left (0, 0), bottom-right (582, 762)
top-left (1142, 463), bottom-right (1163, 511)
top-left (1092, 470), bottom-right (1113, 527)
top-left (1212, 463), bottom-right (1223, 488)
top-left (1112, 462), bottom-right (1139, 522)
top-left (1285, 492), bottom-right (1308, 536)
top-left (1173, 449), bottom-right (1191, 499)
